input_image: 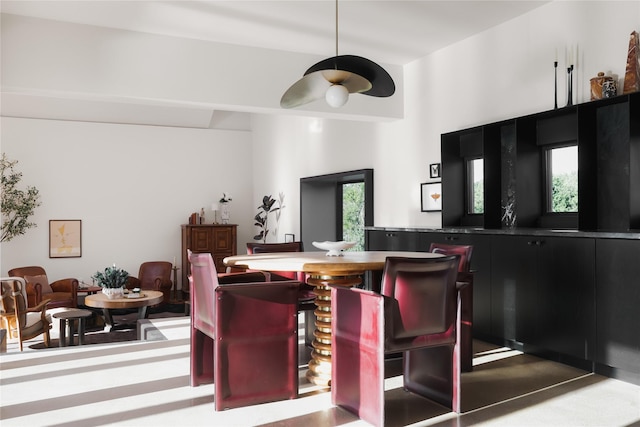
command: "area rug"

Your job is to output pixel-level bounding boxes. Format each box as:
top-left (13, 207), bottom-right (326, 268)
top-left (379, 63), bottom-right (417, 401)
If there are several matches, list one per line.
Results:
top-left (27, 306), bottom-right (187, 350)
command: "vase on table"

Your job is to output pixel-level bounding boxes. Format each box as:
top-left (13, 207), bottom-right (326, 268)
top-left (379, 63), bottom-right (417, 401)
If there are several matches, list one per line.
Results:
top-left (220, 202), bottom-right (231, 224)
top-left (102, 287), bottom-right (125, 300)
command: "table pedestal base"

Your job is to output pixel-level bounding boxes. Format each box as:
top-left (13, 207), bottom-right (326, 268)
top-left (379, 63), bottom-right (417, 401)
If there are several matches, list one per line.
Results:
top-left (306, 274), bottom-right (362, 387)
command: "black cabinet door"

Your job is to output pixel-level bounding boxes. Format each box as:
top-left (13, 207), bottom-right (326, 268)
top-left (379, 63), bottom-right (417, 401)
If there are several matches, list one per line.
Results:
top-left (536, 237), bottom-right (595, 360)
top-left (420, 232), bottom-right (493, 337)
top-left (366, 230), bottom-right (419, 251)
top-left (596, 239), bottom-right (640, 375)
top-left (491, 235), bottom-right (539, 344)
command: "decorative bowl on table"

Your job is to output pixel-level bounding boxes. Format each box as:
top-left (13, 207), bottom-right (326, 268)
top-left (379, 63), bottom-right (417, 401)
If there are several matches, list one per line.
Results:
top-left (312, 241), bottom-right (356, 257)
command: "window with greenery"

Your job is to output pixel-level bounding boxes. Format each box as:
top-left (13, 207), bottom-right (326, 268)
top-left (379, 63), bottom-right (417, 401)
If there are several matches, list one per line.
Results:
top-left (466, 157), bottom-right (484, 214)
top-left (342, 182), bottom-right (365, 251)
top-left (545, 144), bottom-right (578, 213)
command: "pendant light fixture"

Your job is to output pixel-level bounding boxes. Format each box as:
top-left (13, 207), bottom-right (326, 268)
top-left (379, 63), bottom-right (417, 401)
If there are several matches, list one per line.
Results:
top-left (280, 0), bottom-right (395, 109)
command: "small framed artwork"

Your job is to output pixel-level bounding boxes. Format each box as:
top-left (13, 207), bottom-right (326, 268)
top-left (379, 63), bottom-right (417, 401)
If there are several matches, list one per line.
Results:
top-left (429, 163), bottom-right (441, 179)
top-left (49, 220), bottom-right (82, 258)
top-left (284, 233), bottom-right (295, 243)
top-left (421, 182), bottom-right (442, 212)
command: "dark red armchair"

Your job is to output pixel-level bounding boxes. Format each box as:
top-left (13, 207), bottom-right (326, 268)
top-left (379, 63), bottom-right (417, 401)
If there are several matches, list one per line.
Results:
top-left (331, 255), bottom-right (463, 425)
top-left (429, 243), bottom-right (474, 372)
top-left (189, 250), bottom-right (300, 411)
top-left (126, 261), bottom-right (173, 306)
top-left (8, 266), bottom-right (78, 309)
top-left (246, 242), bottom-right (316, 345)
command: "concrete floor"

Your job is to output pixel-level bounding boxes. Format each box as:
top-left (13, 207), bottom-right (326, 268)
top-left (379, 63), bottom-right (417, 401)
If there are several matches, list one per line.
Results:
top-left (1, 316), bottom-right (639, 427)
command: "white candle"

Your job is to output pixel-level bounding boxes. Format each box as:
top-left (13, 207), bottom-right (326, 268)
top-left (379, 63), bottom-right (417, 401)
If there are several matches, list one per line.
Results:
top-left (173, 256), bottom-right (176, 267)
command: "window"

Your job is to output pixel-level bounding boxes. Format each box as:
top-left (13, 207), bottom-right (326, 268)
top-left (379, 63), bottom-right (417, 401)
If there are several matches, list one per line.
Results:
top-left (545, 144), bottom-right (578, 213)
top-left (342, 182), bottom-right (365, 251)
top-left (466, 157), bottom-right (484, 214)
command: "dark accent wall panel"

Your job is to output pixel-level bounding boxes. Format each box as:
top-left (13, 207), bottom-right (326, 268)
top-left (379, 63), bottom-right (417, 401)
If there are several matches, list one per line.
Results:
top-left (597, 102), bottom-right (630, 230)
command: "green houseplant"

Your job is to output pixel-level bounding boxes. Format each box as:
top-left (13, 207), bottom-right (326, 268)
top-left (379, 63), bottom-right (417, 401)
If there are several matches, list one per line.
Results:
top-left (92, 265), bottom-right (129, 299)
top-left (1, 153), bottom-right (41, 243)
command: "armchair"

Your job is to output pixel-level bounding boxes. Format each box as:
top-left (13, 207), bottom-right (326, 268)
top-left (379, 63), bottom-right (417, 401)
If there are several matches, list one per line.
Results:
top-left (126, 261), bottom-right (173, 306)
top-left (189, 251), bottom-right (299, 411)
top-left (429, 243), bottom-right (474, 372)
top-left (1, 277), bottom-right (52, 351)
top-left (331, 256), bottom-right (463, 426)
top-left (8, 266), bottom-right (78, 309)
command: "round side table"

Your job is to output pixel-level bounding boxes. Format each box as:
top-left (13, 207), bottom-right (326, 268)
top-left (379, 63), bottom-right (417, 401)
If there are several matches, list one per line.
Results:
top-left (53, 309), bottom-right (93, 347)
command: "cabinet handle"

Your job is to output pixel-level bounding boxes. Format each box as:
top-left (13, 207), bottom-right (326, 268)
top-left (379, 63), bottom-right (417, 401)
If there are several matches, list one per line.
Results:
top-left (445, 236), bottom-right (458, 241)
top-left (386, 233), bottom-right (396, 237)
top-left (527, 240), bottom-right (544, 246)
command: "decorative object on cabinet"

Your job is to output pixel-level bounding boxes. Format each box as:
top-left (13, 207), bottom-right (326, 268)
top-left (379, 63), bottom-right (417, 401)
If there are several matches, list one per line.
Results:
top-left (1, 153), bottom-right (41, 243)
top-left (218, 193), bottom-right (232, 224)
top-left (603, 79), bottom-right (617, 98)
top-left (181, 224), bottom-right (238, 291)
top-left (566, 64), bottom-right (574, 106)
top-left (623, 30), bottom-right (639, 94)
top-left (253, 195), bottom-right (281, 243)
top-left (590, 72), bottom-right (614, 100)
top-left (210, 203), bottom-right (219, 224)
top-left (49, 219), bottom-right (81, 258)
top-left (554, 60), bottom-right (558, 108)
top-left (421, 182), bottom-right (442, 212)
top-left (284, 233), bottom-right (295, 243)
top-left (429, 163), bottom-right (441, 178)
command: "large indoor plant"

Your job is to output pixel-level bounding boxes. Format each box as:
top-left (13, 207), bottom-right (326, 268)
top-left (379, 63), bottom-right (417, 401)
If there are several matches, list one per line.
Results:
top-left (1, 153), bottom-right (41, 242)
top-left (92, 265), bottom-right (129, 299)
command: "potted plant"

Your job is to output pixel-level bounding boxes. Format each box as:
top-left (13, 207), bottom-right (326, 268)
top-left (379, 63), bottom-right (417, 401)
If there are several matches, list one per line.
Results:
top-left (1, 153), bottom-right (41, 242)
top-left (92, 265), bottom-right (129, 299)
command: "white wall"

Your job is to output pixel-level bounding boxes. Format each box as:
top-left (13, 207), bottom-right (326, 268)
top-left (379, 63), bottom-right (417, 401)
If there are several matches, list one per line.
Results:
top-left (252, 0), bottom-right (640, 231)
top-left (1, 117), bottom-right (253, 288)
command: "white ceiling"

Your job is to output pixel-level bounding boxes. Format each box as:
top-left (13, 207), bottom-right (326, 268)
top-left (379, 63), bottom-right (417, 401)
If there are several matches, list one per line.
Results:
top-left (0, 0), bottom-right (549, 128)
top-left (1, 0), bottom-right (548, 66)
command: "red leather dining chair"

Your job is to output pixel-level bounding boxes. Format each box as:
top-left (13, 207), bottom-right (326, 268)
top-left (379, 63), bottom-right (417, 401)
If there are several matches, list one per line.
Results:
top-left (246, 242), bottom-right (316, 345)
top-left (188, 250), bottom-right (300, 411)
top-left (331, 256), bottom-right (464, 426)
top-left (429, 243), bottom-right (474, 372)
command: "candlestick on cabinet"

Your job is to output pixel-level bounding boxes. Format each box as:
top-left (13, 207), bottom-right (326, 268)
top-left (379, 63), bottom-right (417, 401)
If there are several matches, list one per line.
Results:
top-left (566, 65), bottom-right (574, 107)
top-left (554, 61), bottom-right (558, 109)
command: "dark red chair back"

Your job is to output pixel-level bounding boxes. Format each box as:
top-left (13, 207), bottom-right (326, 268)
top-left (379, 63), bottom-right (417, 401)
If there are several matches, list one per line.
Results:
top-left (429, 242), bottom-right (473, 272)
top-left (188, 250), bottom-right (300, 411)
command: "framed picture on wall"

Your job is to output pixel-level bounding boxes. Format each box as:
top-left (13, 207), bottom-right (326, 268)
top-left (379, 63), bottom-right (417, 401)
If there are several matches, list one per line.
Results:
top-left (421, 182), bottom-right (442, 212)
top-left (49, 219), bottom-right (82, 258)
top-left (429, 163), bottom-right (441, 179)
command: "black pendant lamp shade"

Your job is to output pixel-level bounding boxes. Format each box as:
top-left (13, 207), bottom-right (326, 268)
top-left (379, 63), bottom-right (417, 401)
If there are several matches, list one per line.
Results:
top-left (280, 1), bottom-right (395, 109)
top-left (304, 55), bottom-right (395, 97)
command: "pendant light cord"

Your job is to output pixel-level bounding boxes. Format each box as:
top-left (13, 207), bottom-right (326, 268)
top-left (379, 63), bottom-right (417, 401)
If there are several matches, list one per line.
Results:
top-left (335, 0), bottom-right (339, 57)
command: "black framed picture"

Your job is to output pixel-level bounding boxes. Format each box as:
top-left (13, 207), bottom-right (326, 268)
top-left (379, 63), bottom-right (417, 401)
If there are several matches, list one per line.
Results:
top-left (284, 233), bottom-right (295, 243)
top-left (429, 163), bottom-right (441, 179)
top-left (421, 182), bottom-right (442, 212)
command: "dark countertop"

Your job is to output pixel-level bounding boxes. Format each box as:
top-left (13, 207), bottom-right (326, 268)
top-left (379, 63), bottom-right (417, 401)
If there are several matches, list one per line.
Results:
top-left (365, 226), bottom-right (640, 240)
